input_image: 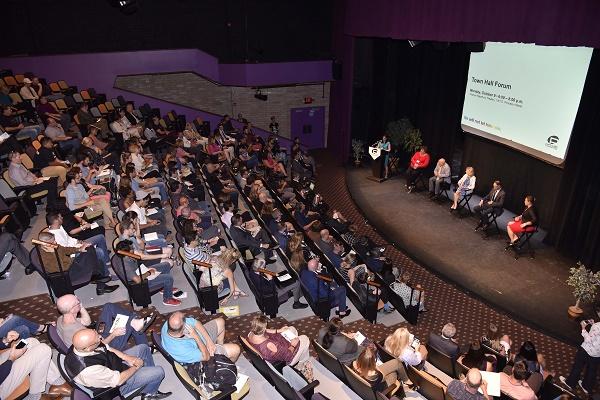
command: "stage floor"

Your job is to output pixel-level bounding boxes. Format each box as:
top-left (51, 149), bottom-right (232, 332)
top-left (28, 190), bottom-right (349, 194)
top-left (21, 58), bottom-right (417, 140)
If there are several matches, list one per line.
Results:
top-left (346, 167), bottom-right (582, 344)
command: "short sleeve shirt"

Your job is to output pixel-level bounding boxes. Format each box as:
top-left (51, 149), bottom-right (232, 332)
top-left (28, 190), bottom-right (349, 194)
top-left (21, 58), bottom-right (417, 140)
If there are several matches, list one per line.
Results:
top-left (160, 317), bottom-right (203, 363)
top-left (34, 147), bottom-right (57, 169)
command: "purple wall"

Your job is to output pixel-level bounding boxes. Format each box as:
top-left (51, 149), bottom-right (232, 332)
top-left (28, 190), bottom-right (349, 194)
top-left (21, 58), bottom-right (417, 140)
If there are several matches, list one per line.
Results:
top-left (219, 61), bottom-right (333, 87)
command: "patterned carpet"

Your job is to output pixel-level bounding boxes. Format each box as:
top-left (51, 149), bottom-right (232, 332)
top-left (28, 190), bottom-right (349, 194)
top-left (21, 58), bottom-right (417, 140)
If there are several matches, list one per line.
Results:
top-left (310, 149), bottom-right (580, 379)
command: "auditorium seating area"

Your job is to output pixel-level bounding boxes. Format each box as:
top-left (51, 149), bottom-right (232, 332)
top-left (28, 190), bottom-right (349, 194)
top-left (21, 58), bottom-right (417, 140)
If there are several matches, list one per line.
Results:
top-left (0, 68), bottom-right (585, 400)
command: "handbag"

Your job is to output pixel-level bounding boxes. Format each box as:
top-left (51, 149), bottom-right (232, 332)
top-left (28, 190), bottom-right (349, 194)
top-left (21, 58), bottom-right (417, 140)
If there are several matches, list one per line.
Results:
top-left (84, 206), bottom-right (103, 220)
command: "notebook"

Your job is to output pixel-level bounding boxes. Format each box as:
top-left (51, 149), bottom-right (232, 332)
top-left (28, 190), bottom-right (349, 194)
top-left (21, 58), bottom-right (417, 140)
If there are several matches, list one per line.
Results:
top-left (109, 314), bottom-right (129, 333)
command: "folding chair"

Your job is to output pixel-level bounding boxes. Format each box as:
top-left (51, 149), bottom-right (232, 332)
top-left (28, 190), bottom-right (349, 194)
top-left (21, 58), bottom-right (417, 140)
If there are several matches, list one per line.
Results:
top-left (14, 74), bottom-right (25, 84)
top-left (63, 95), bottom-right (77, 109)
top-left (57, 80), bottom-right (69, 91)
top-left (506, 226), bottom-right (538, 259)
top-left (3, 76), bottom-right (17, 87)
top-left (72, 93), bottom-right (84, 103)
top-left (8, 92), bottom-right (22, 105)
top-left (90, 107), bottom-right (101, 118)
top-left (111, 98), bottom-right (121, 108)
top-left (482, 208), bottom-right (504, 238)
top-left (453, 190), bottom-right (473, 218)
top-left (436, 181), bottom-right (452, 202)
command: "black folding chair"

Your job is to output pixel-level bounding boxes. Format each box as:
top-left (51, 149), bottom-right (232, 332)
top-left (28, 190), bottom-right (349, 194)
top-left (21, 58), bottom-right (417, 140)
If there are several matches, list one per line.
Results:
top-left (482, 208), bottom-right (504, 238)
top-left (506, 226), bottom-right (538, 259)
top-left (453, 190), bottom-right (473, 218)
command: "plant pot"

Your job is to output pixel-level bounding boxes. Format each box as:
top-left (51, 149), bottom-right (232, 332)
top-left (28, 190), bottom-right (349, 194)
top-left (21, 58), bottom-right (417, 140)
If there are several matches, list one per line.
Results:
top-left (354, 160), bottom-right (362, 167)
top-left (568, 305), bottom-right (584, 318)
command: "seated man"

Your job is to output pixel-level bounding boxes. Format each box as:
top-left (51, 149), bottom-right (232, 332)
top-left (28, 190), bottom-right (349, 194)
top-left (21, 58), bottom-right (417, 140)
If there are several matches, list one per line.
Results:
top-left (249, 258), bottom-right (308, 309)
top-left (65, 329), bottom-right (170, 400)
top-left (0, 232), bottom-right (35, 275)
top-left (300, 258), bottom-right (351, 317)
top-left (406, 146), bottom-right (430, 192)
top-left (229, 214), bottom-right (276, 263)
top-left (126, 192), bottom-right (170, 237)
top-left (44, 117), bottom-right (80, 155)
top-left (447, 368), bottom-right (490, 400)
top-left (474, 180), bottom-right (505, 231)
top-left (0, 334), bottom-right (71, 399)
top-left (428, 158), bottom-right (451, 199)
top-left (0, 105), bottom-right (42, 141)
top-left (55, 294), bottom-right (154, 350)
top-left (33, 137), bottom-right (69, 186)
top-left (119, 219), bottom-right (173, 264)
top-left (428, 323), bottom-right (461, 359)
top-left (77, 102), bottom-right (110, 136)
top-left (37, 231), bottom-right (118, 296)
top-left (499, 361), bottom-right (537, 400)
top-left (7, 151), bottom-right (59, 209)
top-left (116, 239), bottom-right (184, 307)
top-left (161, 312), bottom-right (240, 381)
top-left (316, 229), bottom-right (334, 255)
top-left (56, 205), bottom-right (106, 240)
top-left (47, 211), bottom-right (110, 270)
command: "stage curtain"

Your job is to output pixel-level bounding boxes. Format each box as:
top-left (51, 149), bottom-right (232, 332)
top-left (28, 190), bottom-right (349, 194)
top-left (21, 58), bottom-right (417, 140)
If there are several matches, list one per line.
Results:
top-left (544, 51), bottom-right (600, 271)
top-left (359, 39), bottom-right (470, 162)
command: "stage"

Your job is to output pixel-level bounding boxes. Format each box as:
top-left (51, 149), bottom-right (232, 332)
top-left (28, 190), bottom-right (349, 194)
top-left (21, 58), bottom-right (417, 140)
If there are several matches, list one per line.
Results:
top-left (346, 166), bottom-right (583, 344)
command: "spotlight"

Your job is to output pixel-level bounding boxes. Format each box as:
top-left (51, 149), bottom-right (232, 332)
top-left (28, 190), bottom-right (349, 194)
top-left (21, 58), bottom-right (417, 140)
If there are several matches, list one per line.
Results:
top-left (254, 89), bottom-right (268, 101)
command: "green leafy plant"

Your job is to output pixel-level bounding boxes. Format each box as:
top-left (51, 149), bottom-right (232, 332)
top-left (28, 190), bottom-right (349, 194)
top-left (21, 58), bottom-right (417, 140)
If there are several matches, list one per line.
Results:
top-left (351, 139), bottom-right (365, 163)
top-left (386, 118), bottom-right (423, 153)
top-left (566, 262), bottom-right (600, 308)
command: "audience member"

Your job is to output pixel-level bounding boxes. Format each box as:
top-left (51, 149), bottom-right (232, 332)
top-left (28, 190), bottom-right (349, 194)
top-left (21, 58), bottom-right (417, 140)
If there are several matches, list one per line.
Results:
top-left (384, 327), bottom-right (427, 369)
top-left (34, 137), bottom-right (69, 185)
top-left (390, 270), bottom-right (425, 312)
top-left (458, 341), bottom-right (493, 372)
top-left (0, 314), bottom-right (46, 340)
top-left (0, 232), bottom-right (35, 274)
top-left (229, 214), bottom-right (276, 263)
top-left (300, 258), bottom-right (351, 317)
top-left (7, 151), bottom-right (59, 209)
top-left (499, 361), bottom-right (537, 400)
top-left (428, 322), bottom-right (461, 359)
top-left (318, 317), bottom-right (363, 364)
top-left (248, 258), bottom-right (308, 309)
top-left (447, 368), bottom-right (490, 400)
top-left (351, 346), bottom-right (404, 392)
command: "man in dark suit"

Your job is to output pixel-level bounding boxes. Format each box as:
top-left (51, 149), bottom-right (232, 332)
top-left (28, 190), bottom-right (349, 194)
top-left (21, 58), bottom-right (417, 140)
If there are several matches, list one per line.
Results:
top-left (229, 214), bottom-right (276, 263)
top-left (474, 180), bottom-right (506, 231)
top-left (300, 259), bottom-right (351, 317)
top-left (428, 323), bottom-right (460, 359)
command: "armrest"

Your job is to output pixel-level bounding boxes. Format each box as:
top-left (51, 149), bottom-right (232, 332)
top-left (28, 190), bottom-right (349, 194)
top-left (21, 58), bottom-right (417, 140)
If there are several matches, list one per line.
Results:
top-left (12, 184), bottom-right (34, 193)
top-left (117, 250), bottom-right (141, 259)
top-left (299, 379), bottom-right (320, 395)
top-left (191, 259), bottom-right (212, 268)
top-left (257, 268), bottom-right (278, 277)
top-left (381, 383), bottom-right (397, 397)
top-left (205, 386), bottom-right (236, 400)
top-left (32, 238), bottom-right (58, 248)
top-left (317, 274), bottom-right (333, 283)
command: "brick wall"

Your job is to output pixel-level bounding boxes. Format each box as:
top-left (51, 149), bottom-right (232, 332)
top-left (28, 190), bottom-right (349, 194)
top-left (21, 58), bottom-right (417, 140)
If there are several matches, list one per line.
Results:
top-left (115, 72), bottom-right (330, 141)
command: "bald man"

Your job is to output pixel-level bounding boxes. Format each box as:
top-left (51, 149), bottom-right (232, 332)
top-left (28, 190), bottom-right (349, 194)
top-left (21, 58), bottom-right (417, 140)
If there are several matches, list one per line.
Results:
top-left (161, 312), bottom-right (240, 371)
top-left (447, 368), bottom-right (490, 400)
top-left (428, 158), bottom-right (451, 199)
top-left (55, 294), bottom-right (154, 350)
top-left (300, 258), bottom-right (350, 317)
top-left (64, 329), bottom-right (170, 400)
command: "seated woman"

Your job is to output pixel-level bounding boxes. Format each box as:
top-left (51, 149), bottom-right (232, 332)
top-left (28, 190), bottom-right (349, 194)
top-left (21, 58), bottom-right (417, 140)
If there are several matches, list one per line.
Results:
top-left (65, 168), bottom-right (117, 228)
top-left (206, 136), bottom-right (228, 162)
top-left (128, 142), bottom-right (161, 179)
top-left (351, 346), bottom-right (407, 391)
top-left (318, 317), bottom-right (363, 364)
top-left (512, 341), bottom-right (549, 392)
top-left (451, 166), bottom-right (476, 210)
top-left (384, 327), bottom-right (428, 369)
top-left (115, 239), bottom-right (184, 307)
top-left (480, 322), bottom-right (512, 357)
top-left (390, 270), bottom-right (426, 312)
top-left (458, 340), bottom-right (494, 371)
top-left (189, 247), bottom-right (246, 305)
top-left (262, 150), bottom-right (287, 176)
top-left (247, 315), bottom-right (311, 372)
top-left (506, 195), bottom-right (537, 247)
top-left (352, 271), bottom-right (393, 313)
top-left (337, 253), bottom-right (364, 286)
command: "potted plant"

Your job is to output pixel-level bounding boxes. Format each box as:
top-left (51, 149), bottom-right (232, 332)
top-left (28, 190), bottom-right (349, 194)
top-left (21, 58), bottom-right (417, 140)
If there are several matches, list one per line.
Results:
top-left (566, 262), bottom-right (600, 317)
top-left (351, 139), bottom-right (365, 166)
top-left (385, 118), bottom-right (423, 164)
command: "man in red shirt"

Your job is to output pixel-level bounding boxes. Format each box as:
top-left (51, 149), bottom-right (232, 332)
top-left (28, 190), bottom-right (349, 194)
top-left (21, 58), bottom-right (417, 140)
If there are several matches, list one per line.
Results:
top-left (407, 146), bottom-right (430, 192)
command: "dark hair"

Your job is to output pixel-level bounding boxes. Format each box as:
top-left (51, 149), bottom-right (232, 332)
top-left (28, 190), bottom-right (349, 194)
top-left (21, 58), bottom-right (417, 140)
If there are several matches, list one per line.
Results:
top-left (46, 211), bottom-right (61, 226)
top-left (322, 317), bottom-right (344, 349)
top-left (184, 231), bottom-right (197, 245)
top-left (77, 152), bottom-right (90, 163)
top-left (420, 145), bottom-right (428, 152)
top-left (231, 214), bottom-right (242, 226)
top-left (525, 195), bottom-right (535, 204)
top-left (222, 201), bottom-right (234, 212)
top-left (40, 137), bottom-right (53, 146)
top-left (461, 341), bottom-right (486, 369)
top-left (517, 341), bottom-right (538, 362)
top-left (116, 239), bottom-right (133, 252)
top-left (125, 163), bottom-right (136, 176)
top-left (121, 219), bottom-right (135, 231)
top-left (512, 361), bottom-right (529, 381)
top-left (356, 271), bottom-right (368, 284)
top-left (122, 211), bottom-right (138, 224)
top-left (65, 169), bottom-right (79, 184)
top-left (494, 180), bottom-right (501, 186)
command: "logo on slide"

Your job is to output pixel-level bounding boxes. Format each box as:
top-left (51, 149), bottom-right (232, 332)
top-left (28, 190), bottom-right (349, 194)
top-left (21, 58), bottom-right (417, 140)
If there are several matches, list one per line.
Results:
top-left (546, 135), bottom-right (559, 150)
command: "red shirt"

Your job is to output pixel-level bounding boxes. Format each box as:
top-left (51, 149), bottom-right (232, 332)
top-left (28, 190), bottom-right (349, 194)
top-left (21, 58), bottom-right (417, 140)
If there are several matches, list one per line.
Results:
top-left (410, 151), bottom-right (430, 169)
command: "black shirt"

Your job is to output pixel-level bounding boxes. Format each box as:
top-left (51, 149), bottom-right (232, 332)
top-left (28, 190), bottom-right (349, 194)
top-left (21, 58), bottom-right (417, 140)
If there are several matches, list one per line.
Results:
top-left (34, 147), bottom-right (57, 169)
top-left (0, 114), bottom-right (18, 128)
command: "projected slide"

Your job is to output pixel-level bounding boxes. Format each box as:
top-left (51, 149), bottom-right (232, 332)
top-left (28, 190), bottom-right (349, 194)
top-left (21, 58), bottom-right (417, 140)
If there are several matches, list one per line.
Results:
top-left (461, 42), bottom-right (592, 164)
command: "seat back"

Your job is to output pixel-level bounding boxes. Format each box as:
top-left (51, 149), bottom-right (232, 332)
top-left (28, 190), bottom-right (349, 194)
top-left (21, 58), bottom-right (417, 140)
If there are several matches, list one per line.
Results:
top-left (238, 335), bottom-right (276, 384)
top-left (8, 92), bottom-right (22, 105)
top-left (375, 342), bottom-right (396, 363)
top-left (49, 82), bottom-right (61, 93)
top-left (58, 80), bottom-right (69, 90)
top-left (3, 76), bottom-right (17, 87)
top-left (151, 332), bottom-right (175, 364)
top-left (266, 363), bottom-right (312, 400)
top-left (341, 363), bottom-right (378, 400)
top-left (312, 339), bottom-right (346, 382)
top-left (80, 90), bottom-right (91, 101)
top-left (426, 344), bottom-right (457, 378)
top-left (98, 103), bottom-right (108, 114)
top-left (47, 324), bottom-right (69, 354)
top-left (90, 107), bottom-right (101, 118)
top-left (407, 365), bottom-right (447, 400)
top-left (73, 93), bottom-right (84, 103)
top-left (0, 179), bottom-right (17, 199)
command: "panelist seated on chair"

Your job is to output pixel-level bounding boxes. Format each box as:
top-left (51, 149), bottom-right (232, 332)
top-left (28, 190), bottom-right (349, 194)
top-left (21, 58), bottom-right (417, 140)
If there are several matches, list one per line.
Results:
top-left (37, 232), bottom-right (117, 296)
top-left (428, 158), bottom-right (451, 199)
top-left (249, 258), bottom-right (308, 309)
top-left (450, 166), bottom-right (476, 210)
top-left (65, 328), bottom-right (171, 400)
top-left (406, 146), bottom-right (430, 192)
top-left (474, 180), bottom-right (506, 231)
top-left (506, 195), bottom-right (538, 247)
top-left (300, 258), bottom-right (351, 318)
top-left (55, 294), bottom-right (154, 351)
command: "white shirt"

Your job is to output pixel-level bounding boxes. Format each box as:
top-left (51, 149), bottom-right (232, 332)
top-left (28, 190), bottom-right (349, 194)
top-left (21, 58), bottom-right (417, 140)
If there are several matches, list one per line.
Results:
top-left (458, 174), bottom-right (476, 191)
top-left (221, 211), bottom-right (233, 228)
top-left (582, 322), bottom-right (600, 357)
top-left (126, 202), bottom-right (147, 225)
top-left (48, 225), bottom-right (79, 247)
top-left (72, 346), bottom-right (121, 388)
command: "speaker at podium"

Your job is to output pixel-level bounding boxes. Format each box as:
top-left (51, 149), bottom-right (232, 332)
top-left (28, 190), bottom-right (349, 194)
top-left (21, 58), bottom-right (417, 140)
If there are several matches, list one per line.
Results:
top-left (368, 145), bottom-right (386, 182)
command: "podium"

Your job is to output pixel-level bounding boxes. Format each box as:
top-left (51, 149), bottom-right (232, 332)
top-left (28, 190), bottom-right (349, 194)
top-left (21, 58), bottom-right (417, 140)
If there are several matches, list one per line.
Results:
top-left (367, 146), bottom-right (386, 182)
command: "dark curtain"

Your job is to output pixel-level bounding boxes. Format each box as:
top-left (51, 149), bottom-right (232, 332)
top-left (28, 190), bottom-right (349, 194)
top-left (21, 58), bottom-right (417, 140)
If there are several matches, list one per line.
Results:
top-left (462, 136), bottom-right (562, 230)
top-left (544, 51), bottom-right (600, 271)
top-left (356, 38), bottom-right (470, 163)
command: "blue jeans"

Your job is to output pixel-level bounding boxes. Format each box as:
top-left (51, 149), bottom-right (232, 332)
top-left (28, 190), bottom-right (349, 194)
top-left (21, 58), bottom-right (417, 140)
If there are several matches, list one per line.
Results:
top-left (119, 344), bottom-right (165, 395)
top-left (16, 125), bottom-right (42, 140)
top-left (86, 234), bottom-right (110, 270)
top-left (98, 303), bottom-right (148, 351)
top-left (58, 138), bottom-right (81, 154)
top-left (147, 262), bottom-right (173, 300)
top-left (0, 315), bottom-right (40, 339)
top-left (149, 182), bottom-right (168, 201)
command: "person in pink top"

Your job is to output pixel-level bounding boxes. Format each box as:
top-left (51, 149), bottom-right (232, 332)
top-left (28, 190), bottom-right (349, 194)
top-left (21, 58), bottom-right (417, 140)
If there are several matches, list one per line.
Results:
top-left (499, 361), bottom-right (537, 400)
top-left (406, 146), bottom-right (431, 192)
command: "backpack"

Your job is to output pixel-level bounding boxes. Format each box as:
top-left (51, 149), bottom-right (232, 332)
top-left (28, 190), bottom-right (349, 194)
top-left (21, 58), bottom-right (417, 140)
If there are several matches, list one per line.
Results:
top-left (202, 354), bottom-right (238, 390)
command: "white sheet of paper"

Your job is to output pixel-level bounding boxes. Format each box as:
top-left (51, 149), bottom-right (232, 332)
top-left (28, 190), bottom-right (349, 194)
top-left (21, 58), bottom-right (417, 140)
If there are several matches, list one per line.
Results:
top-left (97, 169), bottom-right (111, 177)
top-left (144, 232), bottom-right (158, 241)
top-left (89, 222), bottom-right (99, 229)
top-left (277, 273), bottom-right (292, 282)
top-left (354, 331), bottom-right (367, 346)
top-left (280, 329), bottom-right (298, 343)
top-left (147, 270), bottom-right (161, 280)
top-left (75, 212), bottom-right (84, 218)
top-left (479, 371), bottom-right (501, 397)
top-left (146, 208), bottom-right (158, 216)
top-left (234, 374), bottom-right (249, 393)
top-left (41, 177), bottom-right (51, 181)
top-left (0, 132), bottom-right (9, 141)
top-left (135, 264), bottom-right (149, 275)
top-left (109, 314), bottom-right (129, 333)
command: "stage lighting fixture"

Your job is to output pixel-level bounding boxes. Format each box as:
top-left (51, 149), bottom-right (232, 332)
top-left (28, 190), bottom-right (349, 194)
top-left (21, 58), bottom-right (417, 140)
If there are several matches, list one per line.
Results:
top-left (254, 89), bottom-right (268, 101)
top-left (107, 0), bottom-right (139, 15)
top-left (408, 40), bottom-right (421, 47)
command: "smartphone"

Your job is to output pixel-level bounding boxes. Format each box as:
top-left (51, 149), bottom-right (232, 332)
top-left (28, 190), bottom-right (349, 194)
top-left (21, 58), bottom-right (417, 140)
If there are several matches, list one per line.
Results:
top-left (97, 322), bottom-right (106, 335)
top-left (15, 339), bottom-right (27, 349)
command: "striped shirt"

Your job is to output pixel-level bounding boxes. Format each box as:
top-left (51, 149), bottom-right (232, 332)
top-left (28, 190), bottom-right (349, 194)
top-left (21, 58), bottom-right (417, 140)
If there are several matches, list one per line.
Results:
top-left (183, 244), bottom-right (211, 264)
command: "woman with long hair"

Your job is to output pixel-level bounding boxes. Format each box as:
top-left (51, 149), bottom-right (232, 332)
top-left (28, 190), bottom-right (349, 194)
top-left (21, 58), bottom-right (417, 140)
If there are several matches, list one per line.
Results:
top-left (384, 327), bottom-right (428, 368)
top-left (458, 341), bottom-right (493, 371)
top-left (318, 317), bottom-right (363, 364)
